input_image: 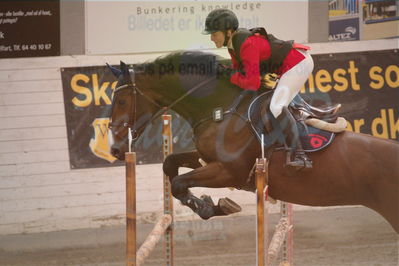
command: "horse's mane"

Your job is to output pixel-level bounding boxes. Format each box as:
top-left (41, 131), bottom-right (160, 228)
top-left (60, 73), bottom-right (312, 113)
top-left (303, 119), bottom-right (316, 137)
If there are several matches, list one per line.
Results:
top-left (154, 50), bottom-right (224, 65)
top-left (130, 50), bottom-right (237, 104)
top-left (135, 50), bottom-right (231, 82)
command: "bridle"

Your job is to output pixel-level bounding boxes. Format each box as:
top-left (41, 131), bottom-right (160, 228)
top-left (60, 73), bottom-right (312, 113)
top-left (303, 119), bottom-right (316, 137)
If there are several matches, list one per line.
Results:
top-left (108, 68), bottom-right (217, 142)
top-left (108, 82), bottom-right (162, 141)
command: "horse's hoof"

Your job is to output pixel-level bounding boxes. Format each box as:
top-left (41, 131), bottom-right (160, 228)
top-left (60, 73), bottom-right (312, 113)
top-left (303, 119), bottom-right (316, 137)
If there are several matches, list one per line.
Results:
top-left (218, 197), bottom-right (242, 215)
top-left (267, 196), bottom-right (278, 204)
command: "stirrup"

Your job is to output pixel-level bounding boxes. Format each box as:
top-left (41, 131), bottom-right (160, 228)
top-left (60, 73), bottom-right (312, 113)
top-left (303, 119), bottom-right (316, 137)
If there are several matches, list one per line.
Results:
top-left (286, 151), bottom-right (313, 170)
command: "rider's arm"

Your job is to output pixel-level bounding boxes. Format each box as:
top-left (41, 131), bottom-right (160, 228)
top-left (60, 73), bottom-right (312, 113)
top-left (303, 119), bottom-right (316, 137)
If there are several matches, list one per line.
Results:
top-left (229, 39), bottom-right (261, 91)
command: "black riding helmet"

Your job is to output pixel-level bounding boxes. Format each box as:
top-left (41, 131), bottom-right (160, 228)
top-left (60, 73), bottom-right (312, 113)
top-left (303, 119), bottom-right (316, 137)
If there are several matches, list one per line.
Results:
top-left (202, 9), bottom-right (239, 35)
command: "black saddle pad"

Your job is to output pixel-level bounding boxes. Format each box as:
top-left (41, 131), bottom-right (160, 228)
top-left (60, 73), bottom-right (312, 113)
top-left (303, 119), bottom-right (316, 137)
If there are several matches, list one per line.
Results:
top-left (248, 91), bottom-right (335, 152)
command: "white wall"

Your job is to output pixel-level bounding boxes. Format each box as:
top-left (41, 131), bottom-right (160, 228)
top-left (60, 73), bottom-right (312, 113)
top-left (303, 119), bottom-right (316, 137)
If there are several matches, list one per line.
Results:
top-left (85, 1), bottom-right (309, 54)
top-left (0, 39), bottom-right (397, 236)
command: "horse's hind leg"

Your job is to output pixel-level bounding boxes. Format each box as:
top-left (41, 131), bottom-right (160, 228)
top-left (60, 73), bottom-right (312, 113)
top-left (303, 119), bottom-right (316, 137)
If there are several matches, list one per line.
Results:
top-left (170, 161), bottom-right (241, 219)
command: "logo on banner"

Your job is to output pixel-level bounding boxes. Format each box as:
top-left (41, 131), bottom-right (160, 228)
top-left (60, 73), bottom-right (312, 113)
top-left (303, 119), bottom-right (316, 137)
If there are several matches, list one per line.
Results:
top-left (89, 118), bottom-right (117, 163)
top-left (328, 17), bottom-right (359, 41)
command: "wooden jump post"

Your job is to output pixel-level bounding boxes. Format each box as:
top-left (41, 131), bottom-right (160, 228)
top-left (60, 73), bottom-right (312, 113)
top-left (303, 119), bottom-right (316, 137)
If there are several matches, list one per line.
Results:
top-left (256, 135), bottom-right (293, 266)
top-left (125, 114), bottom-right (174, 266)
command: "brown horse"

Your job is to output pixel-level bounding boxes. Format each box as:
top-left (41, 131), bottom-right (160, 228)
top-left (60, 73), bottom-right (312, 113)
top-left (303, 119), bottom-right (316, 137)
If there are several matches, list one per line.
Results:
top-left (108, 51), bottom-right (399, 233)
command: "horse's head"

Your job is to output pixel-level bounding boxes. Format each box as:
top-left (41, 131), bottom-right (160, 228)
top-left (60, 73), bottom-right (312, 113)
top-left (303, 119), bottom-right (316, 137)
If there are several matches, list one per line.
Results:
top-left (107, 61), bottom-right (160, 160)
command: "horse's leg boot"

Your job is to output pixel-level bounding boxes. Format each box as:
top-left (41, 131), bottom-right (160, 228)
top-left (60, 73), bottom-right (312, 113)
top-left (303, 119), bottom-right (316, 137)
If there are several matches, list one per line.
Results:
top-left (277, 107), bottom-right (312, 170)
top-left (218, 197), bottom-right (242, 215)
top-left (200, 194), bottom-right (215, 206)
top-left (185, 195), bottom-right (216, 220)
top-left (195, 195), bottom-right (241, 219)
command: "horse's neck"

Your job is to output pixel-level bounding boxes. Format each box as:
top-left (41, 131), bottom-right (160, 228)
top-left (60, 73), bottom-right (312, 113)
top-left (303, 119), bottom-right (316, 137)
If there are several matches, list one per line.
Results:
top-left (142, 75), bottom-right (241, 126)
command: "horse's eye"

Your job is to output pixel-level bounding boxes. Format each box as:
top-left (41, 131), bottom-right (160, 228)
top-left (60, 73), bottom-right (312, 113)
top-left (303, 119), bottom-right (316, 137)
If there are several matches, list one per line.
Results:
top-left (118, 99), bottom-right (126, 105)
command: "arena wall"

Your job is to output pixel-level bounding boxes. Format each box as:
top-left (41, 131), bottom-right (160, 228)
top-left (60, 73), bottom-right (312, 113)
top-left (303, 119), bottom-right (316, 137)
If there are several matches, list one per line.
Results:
top-left (0, 39), bottom-right (397, 235)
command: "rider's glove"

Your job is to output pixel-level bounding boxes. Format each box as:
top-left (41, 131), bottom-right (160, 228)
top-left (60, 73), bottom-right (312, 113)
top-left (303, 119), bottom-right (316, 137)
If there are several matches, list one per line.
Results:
top-left (261, 73), bottom-right (279, 89)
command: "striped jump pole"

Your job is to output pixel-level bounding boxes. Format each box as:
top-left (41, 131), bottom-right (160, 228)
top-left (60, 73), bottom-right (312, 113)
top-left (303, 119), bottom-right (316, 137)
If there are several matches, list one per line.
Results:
top-left (279, 202), bottom-right (293, 266)
top-left (136, 214), bottom-right (172, 266)
top-left (162, 114), bottom-right (174, 266)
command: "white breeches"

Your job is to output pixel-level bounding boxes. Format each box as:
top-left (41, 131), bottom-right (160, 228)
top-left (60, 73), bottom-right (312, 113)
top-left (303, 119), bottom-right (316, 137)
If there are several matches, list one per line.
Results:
top-left (269, 49), bottom-right (314, 118)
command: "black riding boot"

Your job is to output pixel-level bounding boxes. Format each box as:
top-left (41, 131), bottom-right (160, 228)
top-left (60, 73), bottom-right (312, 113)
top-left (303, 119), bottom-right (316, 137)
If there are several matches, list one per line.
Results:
top-left (276, 107), bottom-right (312, 169)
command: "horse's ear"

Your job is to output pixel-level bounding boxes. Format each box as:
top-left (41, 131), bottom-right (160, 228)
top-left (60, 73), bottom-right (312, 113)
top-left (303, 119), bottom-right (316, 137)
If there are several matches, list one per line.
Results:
top-left (106, 63), bottom-right (122, 78)
top-left (120, 61), bottom-right (127, 68)
top-left (120, 61), bottom-right (133, 84)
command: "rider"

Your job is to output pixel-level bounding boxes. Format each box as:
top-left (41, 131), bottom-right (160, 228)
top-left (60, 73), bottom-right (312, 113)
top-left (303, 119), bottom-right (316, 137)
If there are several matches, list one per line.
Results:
top-left (202, 8), bottom-right (313, 169)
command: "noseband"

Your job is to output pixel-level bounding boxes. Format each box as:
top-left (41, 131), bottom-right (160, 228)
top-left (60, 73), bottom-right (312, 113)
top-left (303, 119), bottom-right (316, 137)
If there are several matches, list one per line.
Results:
top-left (109, 82), bottom-right (163, 141)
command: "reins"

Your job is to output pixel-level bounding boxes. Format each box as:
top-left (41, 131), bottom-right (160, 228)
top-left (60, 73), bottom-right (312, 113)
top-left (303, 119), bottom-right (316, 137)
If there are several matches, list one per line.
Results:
top-left (109, 72), bottom-right (217, 141)
top-left (192, 90), bottom-right (257, 133)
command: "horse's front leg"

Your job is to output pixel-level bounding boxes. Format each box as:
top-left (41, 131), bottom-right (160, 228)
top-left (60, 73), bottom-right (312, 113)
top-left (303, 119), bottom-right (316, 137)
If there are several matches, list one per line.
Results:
top-left (163, 150), bottom-right (207, 214)
top-left (169, 161), bottom-right (242, 220)
top-left (163, 150), bottom-right (202, 181)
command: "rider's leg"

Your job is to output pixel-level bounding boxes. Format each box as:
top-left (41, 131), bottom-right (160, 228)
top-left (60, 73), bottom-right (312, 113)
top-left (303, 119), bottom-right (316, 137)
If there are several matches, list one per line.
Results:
top-left (276, 107), bottom-right (312, 168)
top-left (270, 49), bottom-right (314, 169)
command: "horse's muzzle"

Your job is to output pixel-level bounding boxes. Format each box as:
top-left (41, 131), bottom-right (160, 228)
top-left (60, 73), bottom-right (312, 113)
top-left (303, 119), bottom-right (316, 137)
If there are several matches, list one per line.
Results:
top-left (111, 146), bottom-right (125, 161)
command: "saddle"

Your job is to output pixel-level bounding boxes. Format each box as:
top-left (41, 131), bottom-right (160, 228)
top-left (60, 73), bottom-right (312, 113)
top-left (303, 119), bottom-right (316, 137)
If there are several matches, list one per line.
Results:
top-left (289, 95), bottom-right (340, 123)
top-left (248, 91), bottom-right (340, 152)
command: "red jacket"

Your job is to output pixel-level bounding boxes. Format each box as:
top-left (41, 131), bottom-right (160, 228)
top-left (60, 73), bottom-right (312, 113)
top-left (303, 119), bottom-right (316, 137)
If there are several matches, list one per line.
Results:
top-left (229, 35), bottom-right (306, 91)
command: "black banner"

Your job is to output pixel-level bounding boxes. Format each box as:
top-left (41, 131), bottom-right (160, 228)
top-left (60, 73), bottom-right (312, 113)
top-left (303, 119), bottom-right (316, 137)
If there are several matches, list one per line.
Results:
top-left (301, 49), bottom-right (398, 141)
top-left (61, 49), bottom-right (398, 169)
top-left (0, 1), bottom-right (60, 58)
top-left (61, 66), bottom-right (194, 169)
